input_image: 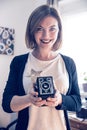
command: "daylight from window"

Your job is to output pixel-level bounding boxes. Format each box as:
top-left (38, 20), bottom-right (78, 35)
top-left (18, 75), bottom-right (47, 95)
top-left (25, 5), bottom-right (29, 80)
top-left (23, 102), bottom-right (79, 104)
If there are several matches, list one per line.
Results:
top-left (60, 12), bottom-right (87, 84)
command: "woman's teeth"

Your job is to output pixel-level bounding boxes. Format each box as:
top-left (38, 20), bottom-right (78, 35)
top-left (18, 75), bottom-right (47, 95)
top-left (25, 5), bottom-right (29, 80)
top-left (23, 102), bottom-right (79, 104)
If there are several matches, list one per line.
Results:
top-left (41, 40), bottom-right (51, 44)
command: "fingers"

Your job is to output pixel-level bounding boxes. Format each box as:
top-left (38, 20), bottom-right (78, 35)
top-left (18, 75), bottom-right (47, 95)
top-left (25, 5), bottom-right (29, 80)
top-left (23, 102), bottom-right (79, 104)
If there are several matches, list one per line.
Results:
top-left (31, 91), bottom-right (38, 97)
top-left (46, 97), bottom-right (58, 107)
top-left (46, 90), bottom-right (62, 107)
top-left (35, 100), bottom-right (47, 107)
top-left (29, 91), bottom-right (46, 107)
top-left (29, 89), bottom-right (62, 107)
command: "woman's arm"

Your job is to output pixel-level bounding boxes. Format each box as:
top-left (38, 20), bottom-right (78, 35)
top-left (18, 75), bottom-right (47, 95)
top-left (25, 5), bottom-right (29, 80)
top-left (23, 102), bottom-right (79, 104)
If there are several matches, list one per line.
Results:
top-left (10, 91), bottom-right (46, 112)
top-left (10, 95), bottom-right (31, 112)
top-left (55, 55), bottom-right (82, 112)
top-left (2, 55), bottom-right (47, 112)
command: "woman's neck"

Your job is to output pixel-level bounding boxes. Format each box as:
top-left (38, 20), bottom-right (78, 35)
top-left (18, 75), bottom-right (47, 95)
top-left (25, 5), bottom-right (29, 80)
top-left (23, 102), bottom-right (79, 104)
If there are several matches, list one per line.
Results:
top-left (32, 49), bottom-right (58, 61)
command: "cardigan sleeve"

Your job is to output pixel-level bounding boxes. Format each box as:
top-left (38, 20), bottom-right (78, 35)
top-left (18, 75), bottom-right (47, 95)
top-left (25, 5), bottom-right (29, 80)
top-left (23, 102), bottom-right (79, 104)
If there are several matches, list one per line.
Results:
top-left (56, 55), bottom-right (82, 112)
top-left (2, 56), bottom-right (25, 113)
top-left (2, 54), bottom-right (28, 113)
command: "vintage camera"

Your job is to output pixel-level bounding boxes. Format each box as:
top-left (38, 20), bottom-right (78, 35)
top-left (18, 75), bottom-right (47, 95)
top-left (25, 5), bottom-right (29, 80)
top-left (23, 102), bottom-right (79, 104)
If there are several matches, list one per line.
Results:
top-left (35, 76), bottom-right (55, 99)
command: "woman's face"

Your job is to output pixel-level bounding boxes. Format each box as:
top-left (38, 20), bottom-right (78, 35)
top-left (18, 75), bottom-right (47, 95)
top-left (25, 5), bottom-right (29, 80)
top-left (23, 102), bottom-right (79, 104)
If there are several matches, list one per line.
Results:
top-left (34, 16), bottom-right (59, 50)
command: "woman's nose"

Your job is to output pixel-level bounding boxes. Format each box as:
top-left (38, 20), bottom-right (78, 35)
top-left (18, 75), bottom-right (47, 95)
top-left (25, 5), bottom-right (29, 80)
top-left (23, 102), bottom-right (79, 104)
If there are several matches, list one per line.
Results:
top-left (42, 30), bottom-right (50, 39)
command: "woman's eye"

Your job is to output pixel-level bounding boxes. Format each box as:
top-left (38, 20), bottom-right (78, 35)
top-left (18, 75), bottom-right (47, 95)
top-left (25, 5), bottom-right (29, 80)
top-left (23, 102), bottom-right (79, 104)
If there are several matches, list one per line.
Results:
top-left (50, 27), bottom-right (56, 32)
top-left (36, 27), bottom-right (43, 32)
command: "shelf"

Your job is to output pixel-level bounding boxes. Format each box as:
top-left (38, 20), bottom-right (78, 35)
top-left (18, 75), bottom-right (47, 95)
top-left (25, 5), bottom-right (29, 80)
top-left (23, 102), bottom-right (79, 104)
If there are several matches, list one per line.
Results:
top-left (68, 112), bottom-right (87, 130)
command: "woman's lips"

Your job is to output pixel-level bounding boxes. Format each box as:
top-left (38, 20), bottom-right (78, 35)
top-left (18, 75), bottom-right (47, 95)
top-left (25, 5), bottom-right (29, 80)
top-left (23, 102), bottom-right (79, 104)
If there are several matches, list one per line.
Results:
top-left (41, 40), bottom-right (52, 44)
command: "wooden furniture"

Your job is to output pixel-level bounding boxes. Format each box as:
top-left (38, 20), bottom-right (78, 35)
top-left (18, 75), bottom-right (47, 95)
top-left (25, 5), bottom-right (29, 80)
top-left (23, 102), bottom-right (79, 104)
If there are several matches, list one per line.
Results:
top-left (68, 112), bottom-right (87, 130)
top-left (69, 118), bottom-right (87, 130)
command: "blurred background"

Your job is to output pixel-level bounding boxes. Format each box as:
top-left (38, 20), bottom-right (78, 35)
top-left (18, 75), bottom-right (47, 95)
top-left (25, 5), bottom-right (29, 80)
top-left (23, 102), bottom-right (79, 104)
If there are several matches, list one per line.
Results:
top-left (0, 0), bottom-right (87, 129)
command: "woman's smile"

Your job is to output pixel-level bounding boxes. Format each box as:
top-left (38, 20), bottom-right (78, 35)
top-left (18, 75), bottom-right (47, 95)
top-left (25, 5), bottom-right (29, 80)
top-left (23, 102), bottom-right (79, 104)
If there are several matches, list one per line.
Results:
top-left (40, 39), bottom-right (52, 44)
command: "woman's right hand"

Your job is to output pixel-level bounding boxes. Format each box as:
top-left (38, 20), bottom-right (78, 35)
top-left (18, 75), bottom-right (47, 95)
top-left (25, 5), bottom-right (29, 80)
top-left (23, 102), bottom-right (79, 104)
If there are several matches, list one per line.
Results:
top-left (10, 90), bottom-right (46, 112)
top-left (28, 91), bottom-right (46, 107)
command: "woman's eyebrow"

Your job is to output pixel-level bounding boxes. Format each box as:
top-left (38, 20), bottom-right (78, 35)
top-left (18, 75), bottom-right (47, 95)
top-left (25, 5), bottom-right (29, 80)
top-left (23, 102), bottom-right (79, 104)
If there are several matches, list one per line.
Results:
top-left (37, 25), bottom-right (58, 28)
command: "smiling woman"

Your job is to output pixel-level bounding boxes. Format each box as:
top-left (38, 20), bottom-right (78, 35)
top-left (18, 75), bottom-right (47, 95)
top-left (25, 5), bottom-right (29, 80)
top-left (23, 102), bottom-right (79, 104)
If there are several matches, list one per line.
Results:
top-left (2, 4), bottom-right (81, 130)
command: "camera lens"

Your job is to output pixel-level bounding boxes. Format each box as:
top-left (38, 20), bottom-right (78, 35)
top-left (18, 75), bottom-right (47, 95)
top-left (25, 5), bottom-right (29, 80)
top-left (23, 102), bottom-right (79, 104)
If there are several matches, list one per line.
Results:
top-left (42, 82), bottom-right (49, 90)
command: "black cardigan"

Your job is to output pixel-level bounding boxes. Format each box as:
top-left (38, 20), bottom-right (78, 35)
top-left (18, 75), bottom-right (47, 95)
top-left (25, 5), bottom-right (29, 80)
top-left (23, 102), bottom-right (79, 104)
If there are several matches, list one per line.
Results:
top-left (2, 53), bottom-right (82, 130)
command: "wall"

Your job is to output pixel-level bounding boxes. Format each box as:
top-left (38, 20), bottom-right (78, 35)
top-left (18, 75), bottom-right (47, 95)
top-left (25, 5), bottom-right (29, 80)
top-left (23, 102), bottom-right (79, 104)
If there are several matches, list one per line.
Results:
top-left (0, 0), bottom-right (46, 128)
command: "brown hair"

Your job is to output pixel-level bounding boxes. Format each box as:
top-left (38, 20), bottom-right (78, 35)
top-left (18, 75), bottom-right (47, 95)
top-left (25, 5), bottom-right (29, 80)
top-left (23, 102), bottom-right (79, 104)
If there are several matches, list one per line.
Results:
top-left (25, 5), bottom-right (62, 51)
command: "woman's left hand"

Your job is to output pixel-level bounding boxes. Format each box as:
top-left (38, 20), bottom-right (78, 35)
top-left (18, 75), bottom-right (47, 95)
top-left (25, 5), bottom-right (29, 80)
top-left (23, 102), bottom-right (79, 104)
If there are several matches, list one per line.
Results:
top-left (45, 90), bottom-right (62, 107)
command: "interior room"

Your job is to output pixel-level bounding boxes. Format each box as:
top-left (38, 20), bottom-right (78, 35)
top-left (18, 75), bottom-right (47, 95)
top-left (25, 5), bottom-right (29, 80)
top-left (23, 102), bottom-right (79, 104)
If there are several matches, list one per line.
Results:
top-left (0, 0), bottom-right (87, 129)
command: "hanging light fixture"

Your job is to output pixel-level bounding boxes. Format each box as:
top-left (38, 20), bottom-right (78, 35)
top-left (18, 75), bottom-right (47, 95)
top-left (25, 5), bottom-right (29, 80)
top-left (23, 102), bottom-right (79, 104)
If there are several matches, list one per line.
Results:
top-left (47, 0), bottom-right (58, 8)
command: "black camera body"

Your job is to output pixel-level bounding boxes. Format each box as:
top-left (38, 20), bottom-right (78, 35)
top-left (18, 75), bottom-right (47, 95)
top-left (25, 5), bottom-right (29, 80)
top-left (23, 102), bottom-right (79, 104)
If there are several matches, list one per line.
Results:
top-left (35, 76), bottom-right (55, 99)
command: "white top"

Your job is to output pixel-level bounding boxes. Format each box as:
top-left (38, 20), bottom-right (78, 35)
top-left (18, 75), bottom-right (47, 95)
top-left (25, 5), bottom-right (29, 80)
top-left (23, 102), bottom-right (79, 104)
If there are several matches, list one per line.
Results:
top-left (23, 52), bottom-right (69, 130)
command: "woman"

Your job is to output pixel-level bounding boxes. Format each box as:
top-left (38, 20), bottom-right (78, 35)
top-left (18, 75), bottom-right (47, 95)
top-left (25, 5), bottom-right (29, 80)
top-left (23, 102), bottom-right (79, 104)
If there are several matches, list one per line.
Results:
top-left (2, 5), bottom-right (81, 130)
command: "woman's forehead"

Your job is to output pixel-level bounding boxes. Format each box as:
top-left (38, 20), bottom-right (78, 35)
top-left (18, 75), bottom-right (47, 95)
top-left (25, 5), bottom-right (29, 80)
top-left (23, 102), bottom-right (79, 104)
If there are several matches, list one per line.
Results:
top-left (38, 16), bottom-right (58, 27)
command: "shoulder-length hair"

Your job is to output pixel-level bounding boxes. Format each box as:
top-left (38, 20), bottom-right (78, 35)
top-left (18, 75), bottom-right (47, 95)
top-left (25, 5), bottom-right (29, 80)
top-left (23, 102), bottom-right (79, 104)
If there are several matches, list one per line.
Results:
top-left (25, 5), bottom-right (62, 51)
